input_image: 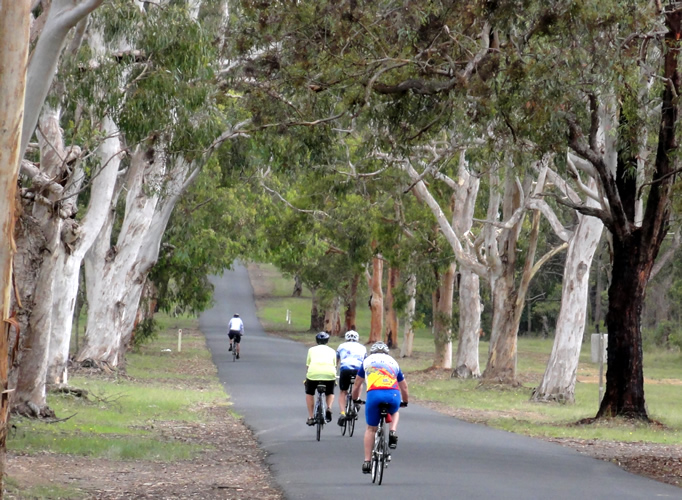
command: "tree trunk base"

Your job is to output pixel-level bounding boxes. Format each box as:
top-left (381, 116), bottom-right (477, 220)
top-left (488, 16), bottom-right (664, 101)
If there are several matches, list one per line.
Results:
top-left (577, 414), bottom-right (652, 425)
top-left (11, 402), bottom-right (56, 419)
top-left (451, 366), bottom-right (480, 379)
top-left (74, 358), bottom-right (117, 374)
top-left (530, 391), bottom-right (574, 404)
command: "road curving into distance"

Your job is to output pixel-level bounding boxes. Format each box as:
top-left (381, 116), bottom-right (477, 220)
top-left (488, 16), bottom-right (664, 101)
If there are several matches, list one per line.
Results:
top-left (201, 265), bottom-right (681, 500)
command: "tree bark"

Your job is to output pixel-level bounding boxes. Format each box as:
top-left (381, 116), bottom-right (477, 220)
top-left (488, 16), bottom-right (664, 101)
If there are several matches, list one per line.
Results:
top-left (344, 272), bottom-right (359, 332)
top-left (451, 153), bottom-right (481, 378)
top-left (21, 0), bottom-right (104, 157)
top-left (384, 266), bottom-right (399, 349)
top-left (433, 262), bottom-right (455, 369)
top-left (0, 1), bottom-right (32, 491)
top-left (46, 116), bottom-right (122, 384)
top-left (400, 273), bottom-right (417, 358)
top-left (309, 288), bottom-right (324, 331)
top-left (367, 255), bottom-right (384, 343)
top-left (533, 195), bottom-right (603, 402)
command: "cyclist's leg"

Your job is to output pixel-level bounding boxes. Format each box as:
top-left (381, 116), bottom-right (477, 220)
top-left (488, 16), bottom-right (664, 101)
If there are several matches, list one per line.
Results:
top-left (304, 379), bottom-right (316, 422)
top-left (364, 390), bottom-right (384, 461)
top-left (324, 379), bottom-right (335, 422)
top-left (228, 331), bottom-right (234, 350)
top-left (337, 369), bottom-right (350, 416)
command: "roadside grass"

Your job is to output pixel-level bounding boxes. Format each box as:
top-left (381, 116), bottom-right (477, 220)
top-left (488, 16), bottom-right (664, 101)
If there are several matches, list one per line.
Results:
top-left (8, 320), bottom-right (225, 465)
top-left (249, 263), bottom-right (682, 445)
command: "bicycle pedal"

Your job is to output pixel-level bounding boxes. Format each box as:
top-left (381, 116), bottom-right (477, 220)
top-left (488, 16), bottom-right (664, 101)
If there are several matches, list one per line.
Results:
top-left (386, 454), bottom-right (392, 462)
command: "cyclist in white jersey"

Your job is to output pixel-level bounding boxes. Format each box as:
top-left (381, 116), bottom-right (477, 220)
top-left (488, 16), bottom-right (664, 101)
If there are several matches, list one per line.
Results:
top-left (228, 314), bottom-right (244, 359)
top-left (336, 329), bottom-right (367, 426)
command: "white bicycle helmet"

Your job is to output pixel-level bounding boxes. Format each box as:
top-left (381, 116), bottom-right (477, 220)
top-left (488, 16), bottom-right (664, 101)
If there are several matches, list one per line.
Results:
top-left (370, 341), bottom-right (389, 354)
top-left (345, 330), bottom-right (359, 342)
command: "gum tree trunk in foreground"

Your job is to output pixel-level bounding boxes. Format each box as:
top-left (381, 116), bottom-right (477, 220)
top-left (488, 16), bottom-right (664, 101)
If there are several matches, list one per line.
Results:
top-left (0, 0), bottom-right (32, 493)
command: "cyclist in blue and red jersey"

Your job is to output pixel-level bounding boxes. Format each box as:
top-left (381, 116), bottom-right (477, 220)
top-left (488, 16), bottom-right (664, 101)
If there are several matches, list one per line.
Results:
top-left (335, 329), bottom-right (367, 426)
top-left (351, 341), bottom-right (409, 474)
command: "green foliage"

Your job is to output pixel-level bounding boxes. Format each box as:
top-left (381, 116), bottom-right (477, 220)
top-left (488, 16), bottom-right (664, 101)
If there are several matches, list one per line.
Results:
top-left (131, 317), bottom-right (158, 349)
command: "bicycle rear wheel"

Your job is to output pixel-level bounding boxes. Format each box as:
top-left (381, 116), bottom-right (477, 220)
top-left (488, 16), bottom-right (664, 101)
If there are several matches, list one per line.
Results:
top-left (371, 425), bottom-right (382, 483)
top-left (232, 343), bottom-right (236, 362)
top-left (316, 397), bottom-right (324, 441)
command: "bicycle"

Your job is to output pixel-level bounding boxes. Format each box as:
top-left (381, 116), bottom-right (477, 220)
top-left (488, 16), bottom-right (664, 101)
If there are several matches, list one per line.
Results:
top-left (341, 375), bottom-right (359, 437)
top-left (356, 399), bottom-right (407, 485)
top-left (313, 383), bottom-right (327, 441)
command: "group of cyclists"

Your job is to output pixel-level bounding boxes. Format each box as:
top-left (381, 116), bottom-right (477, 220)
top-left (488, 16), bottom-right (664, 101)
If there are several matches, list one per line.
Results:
top-left (304, 329), bottom-right (409, 475)
top-left (227, 311), bottom-right (409, 475)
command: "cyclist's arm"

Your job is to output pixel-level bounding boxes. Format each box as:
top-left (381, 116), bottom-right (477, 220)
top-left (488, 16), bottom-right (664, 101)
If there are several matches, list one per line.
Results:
top-left (398, 379), bottom-right (409, 404)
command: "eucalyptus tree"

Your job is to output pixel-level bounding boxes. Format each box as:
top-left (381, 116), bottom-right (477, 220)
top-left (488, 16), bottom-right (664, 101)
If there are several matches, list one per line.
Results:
top-left (11, 0), bottom-right (117, 416)
top-left (0, 0), bottom-right (32, 489)
top-left (506, 2), bottom-right (682, 420)
top-left (73, 0), bottom-right (236, 368)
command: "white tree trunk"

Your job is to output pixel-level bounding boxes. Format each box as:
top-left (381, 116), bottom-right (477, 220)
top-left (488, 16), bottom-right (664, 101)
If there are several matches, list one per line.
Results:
top-left (77, 147), bottom-right (162, 366)
top-left (21, 0), bottom-right (104, 156)
top-left (77, 153), bottom-right (198, 365)
top-left (46, 117), bottom-right (122, 383)
top-left (454, 268), bottom-right (481, 378)
top-left (532, 207), bottom-right (603, 402)
top-left (400, 273), bottom-right (417, 357)
top-left (452, 152), bottom-right (481, 378)
top-left (14, 109), bottom-right (67, 414)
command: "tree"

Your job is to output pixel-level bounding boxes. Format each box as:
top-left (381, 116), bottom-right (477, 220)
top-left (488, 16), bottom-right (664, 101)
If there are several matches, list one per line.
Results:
top-left (0, 0), bottom-right (32, 491)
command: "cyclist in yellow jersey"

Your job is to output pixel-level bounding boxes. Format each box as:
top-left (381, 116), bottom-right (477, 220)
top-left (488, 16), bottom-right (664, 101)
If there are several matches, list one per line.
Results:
top-left (304, 332), bottom-right (337, 426)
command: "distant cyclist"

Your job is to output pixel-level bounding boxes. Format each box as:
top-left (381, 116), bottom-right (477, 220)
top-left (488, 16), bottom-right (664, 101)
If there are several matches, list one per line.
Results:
top-left (305, 332), bottom-right (337, 426)
top-left (336, 329), bottom-right (367, 426)
top-left (228, 313), bottom-right (244, 359)
top-left (352, 341), bottom-right (409, 474)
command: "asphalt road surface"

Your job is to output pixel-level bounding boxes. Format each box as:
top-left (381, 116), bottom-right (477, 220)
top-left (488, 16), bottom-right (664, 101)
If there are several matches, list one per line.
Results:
top-left (201, 266), bottom-right (682, 500)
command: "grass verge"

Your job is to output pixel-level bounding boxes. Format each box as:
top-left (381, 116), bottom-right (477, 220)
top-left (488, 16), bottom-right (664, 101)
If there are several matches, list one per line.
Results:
top-left (6, 318), bottom-right (227, 498)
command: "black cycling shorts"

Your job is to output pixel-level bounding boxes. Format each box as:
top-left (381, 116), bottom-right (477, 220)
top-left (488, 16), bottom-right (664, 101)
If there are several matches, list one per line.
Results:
top-left (304, 378), bottom-right (335, 396)
top-left (338, 368), bottom-right (359, 391)
top-left (228, 331), bottom-right (242, 343)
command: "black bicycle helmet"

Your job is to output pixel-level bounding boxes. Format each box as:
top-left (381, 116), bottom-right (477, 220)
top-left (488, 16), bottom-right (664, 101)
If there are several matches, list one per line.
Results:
top-left (370, 341), bottom-right (390, 354)
top-left (315, 332), bottom-right (330, 345)
top-left (233, 313), bottom-right (240, 317)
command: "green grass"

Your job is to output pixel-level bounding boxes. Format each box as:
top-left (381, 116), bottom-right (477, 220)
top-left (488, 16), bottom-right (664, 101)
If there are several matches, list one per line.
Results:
top-left (4, 478), bottom-right (84, 500)
top-left (8, 314), bottom-right (225, 468)
top-left (250, 263), bottom-right (682, 445)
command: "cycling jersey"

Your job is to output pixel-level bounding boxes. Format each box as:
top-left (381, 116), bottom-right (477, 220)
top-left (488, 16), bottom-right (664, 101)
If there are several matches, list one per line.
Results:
top-left (336, 341), bottom-right (367, 370)
top-left (306, 345), bottom-right (337, 380)
top-left (358, 353), bottom-right (404, 391)
top-left (228, 317), bottom-right (244, 333)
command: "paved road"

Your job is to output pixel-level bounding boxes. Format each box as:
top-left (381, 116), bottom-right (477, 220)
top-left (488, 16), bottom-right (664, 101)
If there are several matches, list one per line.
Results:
top-left (200, 266), bottom-right (682, 500)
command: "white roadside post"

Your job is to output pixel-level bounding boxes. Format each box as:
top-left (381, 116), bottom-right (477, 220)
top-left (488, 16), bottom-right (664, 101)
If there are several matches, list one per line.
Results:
top-left (178, 329), bottom-right (183, 353)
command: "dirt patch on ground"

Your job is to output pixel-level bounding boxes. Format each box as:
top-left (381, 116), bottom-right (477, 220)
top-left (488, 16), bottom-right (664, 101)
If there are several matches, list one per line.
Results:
top-left (7, 402), bottom-right (282, 500)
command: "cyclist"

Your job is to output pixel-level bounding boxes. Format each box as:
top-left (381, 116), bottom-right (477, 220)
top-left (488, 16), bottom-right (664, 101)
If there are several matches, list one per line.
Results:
top-left (305, 332), bottom-right (337, 426)
top-left (351, 341), bottom-right (409, 474)
top-left (336, 329), bottom-right (367, 426)
top-left (228, 313), bottom-right (244, 359)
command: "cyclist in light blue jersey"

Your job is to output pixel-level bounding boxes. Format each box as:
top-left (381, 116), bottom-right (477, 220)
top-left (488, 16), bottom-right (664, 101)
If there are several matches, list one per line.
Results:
top-left (336, 329), bottom-right (367, 426)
